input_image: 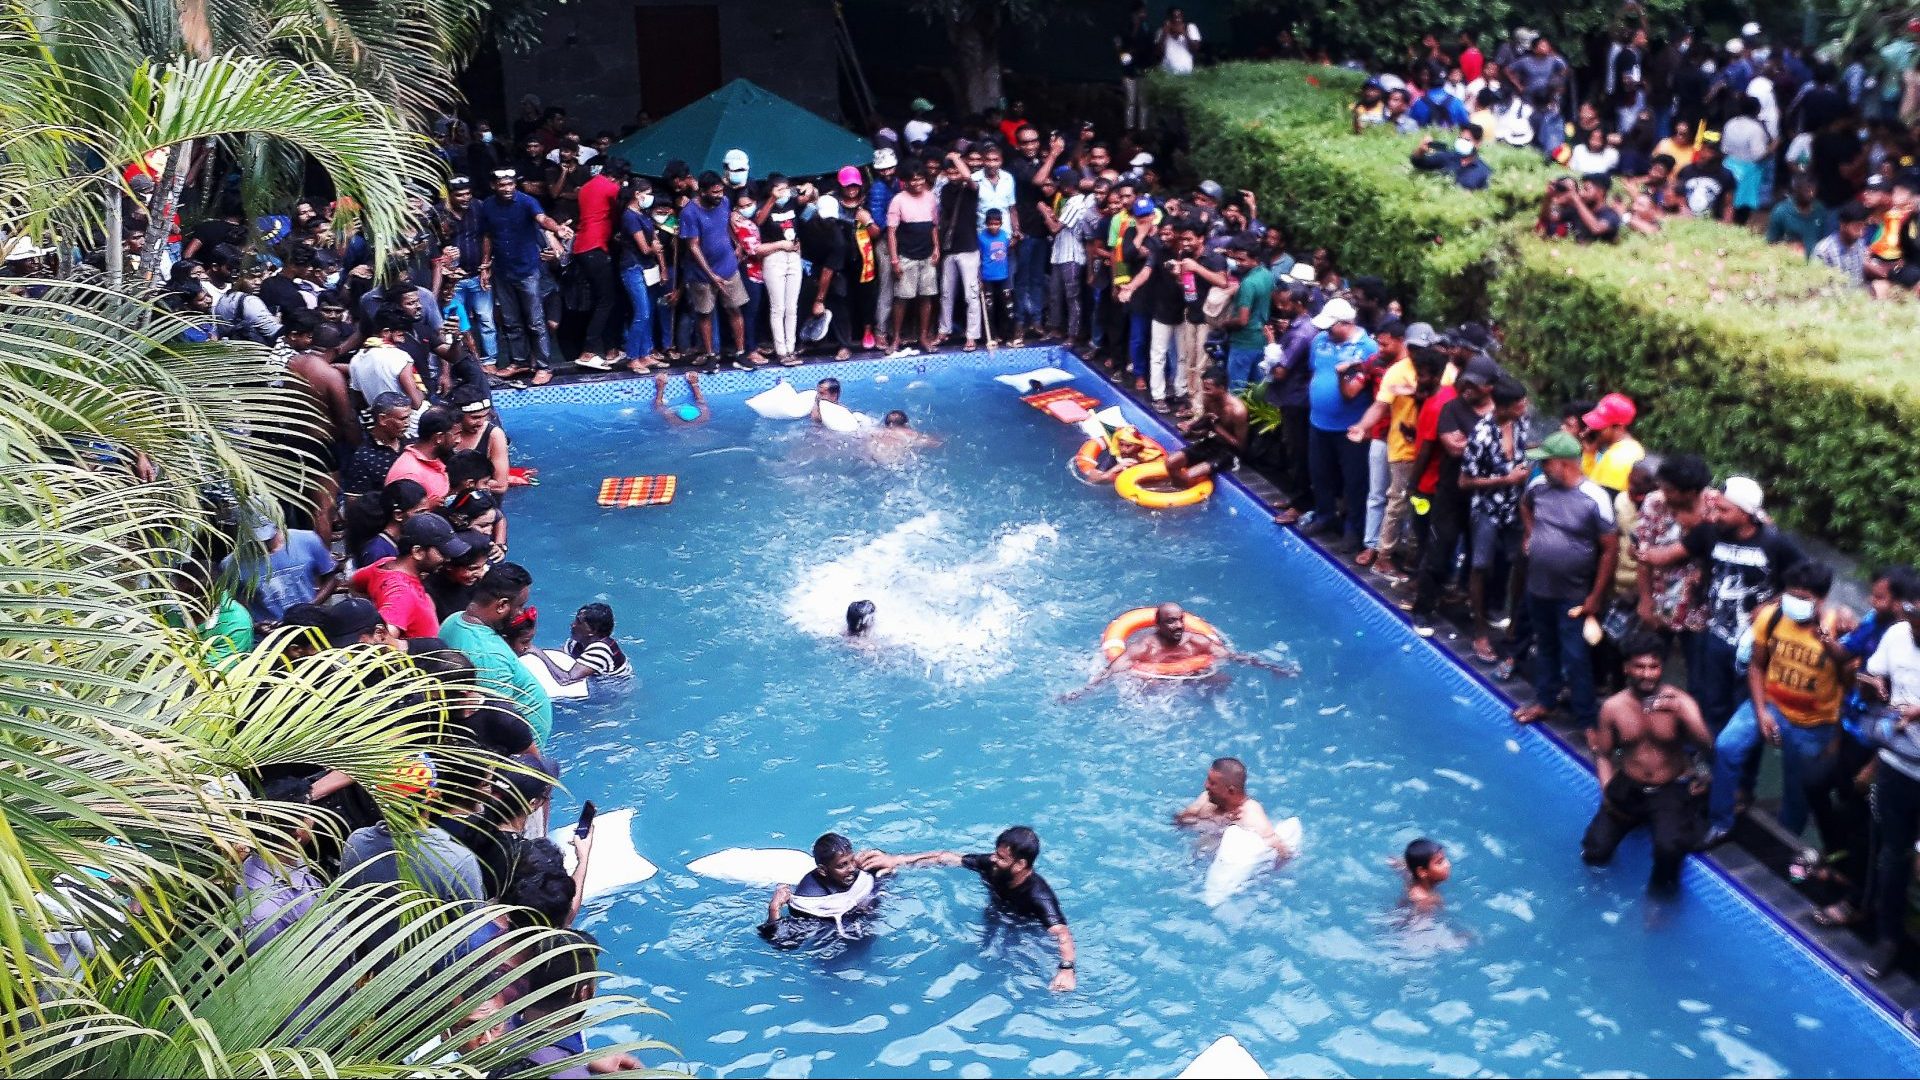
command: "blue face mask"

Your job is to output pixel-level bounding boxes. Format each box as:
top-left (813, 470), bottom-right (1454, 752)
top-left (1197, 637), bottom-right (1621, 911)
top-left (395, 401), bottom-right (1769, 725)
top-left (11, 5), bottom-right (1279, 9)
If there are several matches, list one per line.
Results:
top-left (480, 131), bottom-right (493, 143)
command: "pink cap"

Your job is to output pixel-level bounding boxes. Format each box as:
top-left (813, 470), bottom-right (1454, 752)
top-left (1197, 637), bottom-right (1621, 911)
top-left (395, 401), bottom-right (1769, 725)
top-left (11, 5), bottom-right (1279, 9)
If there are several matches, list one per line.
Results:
top-left (837, 165), bottom-right (863, 188)
top-left (1582, 392), bottom-right (1637, 431)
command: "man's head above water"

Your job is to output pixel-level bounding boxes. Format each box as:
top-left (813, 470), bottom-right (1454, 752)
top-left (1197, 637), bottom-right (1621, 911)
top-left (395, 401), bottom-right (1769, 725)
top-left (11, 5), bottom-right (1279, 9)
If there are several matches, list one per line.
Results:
top-left (1155, 602), bottom-right (1187, 645)
top-left (817, 378), bottom-right (841, 403)
top-left (811, 832), bottom-right (859, 889)
top-left (846, 599), bottom-right (876, 636)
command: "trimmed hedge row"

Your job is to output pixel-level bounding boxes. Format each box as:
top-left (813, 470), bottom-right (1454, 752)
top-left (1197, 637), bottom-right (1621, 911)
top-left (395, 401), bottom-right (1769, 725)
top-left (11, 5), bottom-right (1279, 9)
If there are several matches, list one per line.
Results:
top-left (1157, 61), bottom-right (1920, 564)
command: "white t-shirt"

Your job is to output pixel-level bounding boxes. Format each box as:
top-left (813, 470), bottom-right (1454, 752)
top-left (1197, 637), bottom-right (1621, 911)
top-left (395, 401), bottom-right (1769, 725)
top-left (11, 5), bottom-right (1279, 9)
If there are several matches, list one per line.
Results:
top-left (349, 344), bottom-right (415, 404)
top-left (1567, 144), bottom-right (1619, 176)
top-left (1869, 623), bottom-right (1920, 706)
top-left (1159, 24), bottom-right (1200, 74)
top-left (903, 118), bottom-right (933, 146)
top-left (1746, 75), bottom-right (1779, 139)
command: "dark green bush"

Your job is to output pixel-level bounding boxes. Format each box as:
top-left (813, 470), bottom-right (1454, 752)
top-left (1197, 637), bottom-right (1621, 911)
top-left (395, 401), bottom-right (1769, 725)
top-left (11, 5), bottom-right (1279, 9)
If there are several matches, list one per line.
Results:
top-left (1157, 61), bottom-right (1920, 564)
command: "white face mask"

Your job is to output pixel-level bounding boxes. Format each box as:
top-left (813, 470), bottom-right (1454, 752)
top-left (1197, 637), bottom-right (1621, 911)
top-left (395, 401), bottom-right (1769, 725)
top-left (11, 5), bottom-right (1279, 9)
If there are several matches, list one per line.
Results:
top-left (1454, 138), bottom-right (1476, 156)
top-left (638, 193), bottom-right (654, 210)
top-left (1780, 594), bottom-right (1817, 624)
top-left (480, 131), bottom-right (493, 143)
top-left (738, 202), bottom-right (756, 217)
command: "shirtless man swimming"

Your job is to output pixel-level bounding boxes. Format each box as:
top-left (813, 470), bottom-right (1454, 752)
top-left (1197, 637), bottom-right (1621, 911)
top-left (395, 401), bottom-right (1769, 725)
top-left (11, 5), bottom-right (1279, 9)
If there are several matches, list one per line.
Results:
top-left (1174, 756), bottom-right (1299, 855)
top-left (1162, 367), bottom-right (1249, 489)
top-left (1063, 603), bottom-right (1294, 699)
top-left (1583, 631), bottom-right (1714, 893)
top-left (653, 371), bottom-right (709, 425)
top-left (870, 410), bottom-right (940, 464)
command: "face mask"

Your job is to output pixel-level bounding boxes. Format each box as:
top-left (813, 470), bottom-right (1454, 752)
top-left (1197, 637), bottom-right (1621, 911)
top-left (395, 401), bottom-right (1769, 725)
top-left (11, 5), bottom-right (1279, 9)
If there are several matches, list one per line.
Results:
top-left (1781, 594), bottom-right (1817, 624)
top-left (652, 213), bottom-right (670, 224)
top-left (638, 193), bottom-right (654, 210)
top-left (1455, 138), bottom-right (1476, 156)
top-left (738, 202), bottom-right (756, 217)
top-left (480, 131), bottom-right (492, 143)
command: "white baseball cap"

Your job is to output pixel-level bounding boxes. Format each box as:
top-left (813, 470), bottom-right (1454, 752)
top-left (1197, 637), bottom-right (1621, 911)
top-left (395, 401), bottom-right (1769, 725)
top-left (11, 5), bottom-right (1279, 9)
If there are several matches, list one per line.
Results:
top-left (1287, 262), bottom-right (1318, 284)
top-left (723, 148), bottom-right (748, 179)
top-left (872, 146), bottom-right (897, 170)
top-left (1741, 21), bottom-right (1762, 38)
top-left (1722, 476), bottom-right (1764, 518)
top-left (1130, 152), bottom-right (1154, 168)
top-left (1312, 297), bottom-right (1358, 329)
top-left (1725, 38), bottom-right (1745, 55)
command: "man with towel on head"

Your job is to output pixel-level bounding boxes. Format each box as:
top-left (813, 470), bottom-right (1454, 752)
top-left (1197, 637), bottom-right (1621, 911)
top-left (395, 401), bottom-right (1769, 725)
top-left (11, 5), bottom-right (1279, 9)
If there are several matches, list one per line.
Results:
top-left (761, 832), bottom-right (879, 947)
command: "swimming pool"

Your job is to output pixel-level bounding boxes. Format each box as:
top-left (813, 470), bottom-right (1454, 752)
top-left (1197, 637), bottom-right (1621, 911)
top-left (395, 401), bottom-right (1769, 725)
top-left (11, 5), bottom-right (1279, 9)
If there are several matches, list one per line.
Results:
top-left (499, 350), bottom-right (1920, 1078)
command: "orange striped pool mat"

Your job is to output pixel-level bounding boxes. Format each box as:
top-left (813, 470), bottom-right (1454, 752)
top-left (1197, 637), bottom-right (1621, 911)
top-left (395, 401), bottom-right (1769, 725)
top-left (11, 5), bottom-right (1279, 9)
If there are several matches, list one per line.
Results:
top-left (597, 475), bottom-right (677, 507)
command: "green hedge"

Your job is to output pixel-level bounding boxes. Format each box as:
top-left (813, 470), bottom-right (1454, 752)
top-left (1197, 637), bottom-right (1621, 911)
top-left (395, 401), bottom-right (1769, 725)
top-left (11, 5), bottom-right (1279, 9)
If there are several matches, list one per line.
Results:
top-left (1157, 62), bottom-right (1920, 564)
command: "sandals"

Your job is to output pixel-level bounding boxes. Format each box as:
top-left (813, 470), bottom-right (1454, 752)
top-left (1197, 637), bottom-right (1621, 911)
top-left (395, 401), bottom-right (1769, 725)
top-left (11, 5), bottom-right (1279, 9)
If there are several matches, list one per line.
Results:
top-left (1355, 548), bottom-right (1377, 568)
top-left (529, 369), bottom-right (553, 386)
top-left (1472, 638), bottom-right (1499, 664)
top-left (1811, 901), bottom-right (1863, 928)
top-left (780, 353), bottom-right (804, 366)
top-left (1511, 704), bottom-right (1549, 724)
top-left (574, 353), bottom-right (615, 371)
top-left (962, 340), bottom-right (978, 352)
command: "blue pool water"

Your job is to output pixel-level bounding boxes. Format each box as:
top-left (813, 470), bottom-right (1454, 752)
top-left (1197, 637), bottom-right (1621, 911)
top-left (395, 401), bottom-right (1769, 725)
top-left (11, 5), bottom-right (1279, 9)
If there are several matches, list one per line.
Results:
top-left (499, 352), bottom-right (1920, 1078)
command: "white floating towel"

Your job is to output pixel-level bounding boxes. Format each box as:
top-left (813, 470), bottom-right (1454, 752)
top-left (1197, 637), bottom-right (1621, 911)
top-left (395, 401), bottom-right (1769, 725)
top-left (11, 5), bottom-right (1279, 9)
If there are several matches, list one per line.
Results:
top-left (1178, 1035), bottom-right (1268, 1079)
top-left (1093, 405), bottom-right (1128, 429)
top-left (687, 847), bottom-right (818, 887)
top-left (1202, 819), bottom-right (1302, 906)
top-left (993, 366), bottom-right (1075, 389)
top-left (550, 808), bottom-right (656, 898)
top-left (519, 648), bottom-right (588, 701)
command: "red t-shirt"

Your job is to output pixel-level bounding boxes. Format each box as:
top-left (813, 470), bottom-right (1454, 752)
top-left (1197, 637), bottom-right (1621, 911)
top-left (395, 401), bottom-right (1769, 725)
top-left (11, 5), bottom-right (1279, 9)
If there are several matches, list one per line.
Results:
top-left (572, 173), bottom-right (621, 253)
top-left (386, 447), bottom-right (449, 505)
top-left (1460, 46), bottom-right (1484, 84)
top-left (1414, 384), bottom-right (1458, 495)
top-left (351, 558), bottom-right (440, 639)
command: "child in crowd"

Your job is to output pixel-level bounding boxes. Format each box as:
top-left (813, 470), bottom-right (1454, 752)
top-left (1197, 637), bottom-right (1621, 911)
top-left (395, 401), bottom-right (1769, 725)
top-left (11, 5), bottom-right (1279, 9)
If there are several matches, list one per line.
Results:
top-left (978, 209), bottom-right (1012, 345)
top-left (1403, 837), bottom-right (1451, 910)
top-left (445, 449), bottom-right (506, 559)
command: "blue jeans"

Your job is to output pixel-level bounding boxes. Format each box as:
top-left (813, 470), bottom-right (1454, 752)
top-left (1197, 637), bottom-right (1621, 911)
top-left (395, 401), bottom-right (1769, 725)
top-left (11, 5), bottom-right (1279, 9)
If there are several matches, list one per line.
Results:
top-left (1128, 312), bottom-right (1153, 380)
top-left (1089, 285), bottom-right (1108, 348)
top-left (1013, 237), bottom-right (1048, 331)
top-left (492, 270), bottom-right (554, 371)
top-left (1709, 701), bottom-right (1839, 833)
top-left (1528, 593), bottom-right (1598, 727)
top-left (1688, 632), bottom-right (1745, 731)
top-left (453, 275), bottom-right (496, 360)
top-left (1225, 345), bottom-right (1262, 390)
top-left (620, 264), bottom-right (656, 358)
top-left (1307, 426), bottom-right (1369, 544)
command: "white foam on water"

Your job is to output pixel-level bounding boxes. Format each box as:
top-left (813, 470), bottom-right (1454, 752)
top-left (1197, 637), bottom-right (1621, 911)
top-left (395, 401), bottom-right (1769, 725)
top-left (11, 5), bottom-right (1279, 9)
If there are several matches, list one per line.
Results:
top-left (783, 512), bottom-right (1058, 683)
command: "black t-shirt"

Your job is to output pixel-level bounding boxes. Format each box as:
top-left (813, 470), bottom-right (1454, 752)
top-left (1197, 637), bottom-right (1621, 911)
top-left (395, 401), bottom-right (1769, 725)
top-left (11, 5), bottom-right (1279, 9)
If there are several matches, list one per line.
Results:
top-left (759, 205), bottom-right (800, 247)
top-left (1572, 205), bottom-right (1622, 243)
top-left (1809, 130), bottom-right (1863, 208)
top-left (1675, 161), bottom-right (1736, 219)
top-left (1433, 396), bottom-right (1488, 508)
top-left (441, 816), bottom-right (525, 900)
top-left (425, 571), bottom-right (474, 621)
top-left (342, 440), bottom-right (400, 497)
top-left (1182, 252), bottom-right (1227, 324)
top-left (189, 217), bottom-right (247, 253)
top-left (938, 183), bottom-right (980, 253)
top-left (1682, 521), bottom-right (1803, 645)
top-left (258, 274), bottom-right (311, 317)
top-left (1146, 246), bottom-right (1188, 324)
top-left (960, 854), bottom-right (1066, 928)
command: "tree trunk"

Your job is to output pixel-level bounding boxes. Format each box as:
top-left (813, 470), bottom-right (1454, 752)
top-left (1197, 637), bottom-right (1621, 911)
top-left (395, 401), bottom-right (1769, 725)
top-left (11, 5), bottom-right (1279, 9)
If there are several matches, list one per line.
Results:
top-left (139, 146), bottom-right (186, 287)
top-left (946, 5), bottom-right (1003, 116)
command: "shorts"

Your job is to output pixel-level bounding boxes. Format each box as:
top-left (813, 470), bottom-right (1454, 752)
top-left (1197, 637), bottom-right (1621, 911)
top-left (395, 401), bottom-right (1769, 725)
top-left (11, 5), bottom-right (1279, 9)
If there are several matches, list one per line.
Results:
top-left (1468, 507), bottom-right (1523, 570)
top-left (1876, 258), bottom-right (1920, 288)
top-left (689, 271), bottom-right (749, 315)
top-left (1185, 435), bottom-right (1238, 474)
top-left (893, 257), bottom-right (937, 299)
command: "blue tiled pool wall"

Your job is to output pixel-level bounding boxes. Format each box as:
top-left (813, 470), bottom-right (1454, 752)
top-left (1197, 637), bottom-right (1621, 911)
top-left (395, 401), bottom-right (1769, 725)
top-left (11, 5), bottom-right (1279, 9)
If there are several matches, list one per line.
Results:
top-left (495, 347), bottom-right (1920, 1055)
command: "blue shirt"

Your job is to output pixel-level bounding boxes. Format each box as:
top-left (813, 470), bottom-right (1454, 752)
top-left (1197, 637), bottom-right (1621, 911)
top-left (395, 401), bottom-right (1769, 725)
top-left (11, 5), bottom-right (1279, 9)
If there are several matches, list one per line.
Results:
top-left (221, 529), bottom-right (335, 622)
top-left (1306, 328), bottom-right (1378, 431)
top-left (475, 191), bottom-right (546, 278)
top-left (677, 198), bottom-right (739, 280)
top-left (978, 230), bottom-right (1011, 281)
top-left (1409, 88), bottom-right (1471, 128)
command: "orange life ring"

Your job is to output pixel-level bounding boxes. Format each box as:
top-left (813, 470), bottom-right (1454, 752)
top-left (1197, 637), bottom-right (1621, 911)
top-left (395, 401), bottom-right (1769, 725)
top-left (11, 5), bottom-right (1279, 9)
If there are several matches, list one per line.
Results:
top-left (1100, 608), bottom-right (1227, 678)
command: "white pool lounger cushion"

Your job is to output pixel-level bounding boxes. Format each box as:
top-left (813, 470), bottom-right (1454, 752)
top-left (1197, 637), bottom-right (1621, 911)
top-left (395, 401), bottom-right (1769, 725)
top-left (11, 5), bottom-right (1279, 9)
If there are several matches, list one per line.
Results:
top-left (550, 808), bottom-right (655, 898)
top-left (816, 398), bottom-right (861, 433)
top-left (746, 380), bottom-right (816, 420)
top-left (1178, 1035), bottom-right (1268, 1079)
top-left (993, 366), bottom-right (1076, 389)
top-left (687, 847), bottom-right (818, 887)
top-left (1202, 819), bottom-right (1303, 906)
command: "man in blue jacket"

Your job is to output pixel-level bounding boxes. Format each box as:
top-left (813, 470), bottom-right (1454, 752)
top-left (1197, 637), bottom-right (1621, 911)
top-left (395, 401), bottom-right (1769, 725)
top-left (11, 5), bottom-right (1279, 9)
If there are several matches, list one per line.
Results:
top-left (1411, 126), bottom-right (1494, 190)
top-left (1408, 83), bottom-right (1471, 128)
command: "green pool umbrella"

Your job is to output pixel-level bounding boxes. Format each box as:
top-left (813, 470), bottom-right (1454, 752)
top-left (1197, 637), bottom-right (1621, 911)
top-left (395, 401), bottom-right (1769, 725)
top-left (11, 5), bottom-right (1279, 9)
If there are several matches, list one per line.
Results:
top-left (607, 79), bottom-right (875, 182)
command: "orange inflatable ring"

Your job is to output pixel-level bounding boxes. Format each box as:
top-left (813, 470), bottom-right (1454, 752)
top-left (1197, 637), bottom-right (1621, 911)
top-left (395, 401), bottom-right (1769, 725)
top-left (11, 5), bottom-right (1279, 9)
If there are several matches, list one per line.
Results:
top-left (1101, 608), bottom-right (1227, 678)
top-left (1114, 460), bottom-right (1212, 508)
top-left (1072, 434), bottom-right (1165, 483)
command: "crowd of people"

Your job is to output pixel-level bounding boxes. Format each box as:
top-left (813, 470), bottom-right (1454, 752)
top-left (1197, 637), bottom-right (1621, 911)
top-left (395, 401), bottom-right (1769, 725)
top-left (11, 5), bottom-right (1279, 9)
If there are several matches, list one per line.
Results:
top-left (4, 2), bottom-right (1919, 1048)
top-left (1350, 17), bottom-right (1920, 294)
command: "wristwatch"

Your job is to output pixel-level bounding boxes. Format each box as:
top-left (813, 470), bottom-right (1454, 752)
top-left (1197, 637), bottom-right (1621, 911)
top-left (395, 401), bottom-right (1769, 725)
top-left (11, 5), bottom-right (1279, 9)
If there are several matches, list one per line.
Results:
top-left (1057, 961), bottom-right (1075, 970)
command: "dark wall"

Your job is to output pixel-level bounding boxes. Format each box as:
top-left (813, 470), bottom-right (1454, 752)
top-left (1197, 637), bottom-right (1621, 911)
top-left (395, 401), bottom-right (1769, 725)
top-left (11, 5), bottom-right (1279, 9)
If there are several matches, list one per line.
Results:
top-left (498, 0), bottom-right (841, 136)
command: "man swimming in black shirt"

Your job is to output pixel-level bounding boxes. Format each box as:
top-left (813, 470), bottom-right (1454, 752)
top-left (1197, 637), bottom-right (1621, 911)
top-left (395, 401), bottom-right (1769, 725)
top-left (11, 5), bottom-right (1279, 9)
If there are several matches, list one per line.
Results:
top-left (860, 825), bottom-right (1077, 991)
top-left (761, 832), bottom-right (879, 947)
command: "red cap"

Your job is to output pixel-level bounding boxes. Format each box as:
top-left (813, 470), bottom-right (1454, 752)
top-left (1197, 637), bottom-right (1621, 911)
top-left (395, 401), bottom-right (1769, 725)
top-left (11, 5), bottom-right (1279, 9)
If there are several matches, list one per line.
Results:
top-left (1582, 392), bottom-right (1636, 431)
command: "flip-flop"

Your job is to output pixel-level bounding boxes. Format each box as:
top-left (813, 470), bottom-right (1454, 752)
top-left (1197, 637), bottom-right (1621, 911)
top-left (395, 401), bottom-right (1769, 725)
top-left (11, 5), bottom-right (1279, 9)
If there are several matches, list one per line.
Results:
top-left (1355, 549), bottom-right (1376, 567)
top-left (574, 354), bottom-right (614, 371)
top-left (1473, 640), bottom-right (1499, 664)
top-left (505, 378), bottom-right (529, 390)
top-left (530, 370), bottom-right (553, 386)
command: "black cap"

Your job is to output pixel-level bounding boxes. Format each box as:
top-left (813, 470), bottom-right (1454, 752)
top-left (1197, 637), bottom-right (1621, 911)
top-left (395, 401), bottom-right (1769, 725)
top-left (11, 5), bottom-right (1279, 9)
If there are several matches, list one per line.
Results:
top-left (1458, 353), bottom-right (1504, 386)
top-left (400, 513), bottom-right (472, 559)
top-left (448, 175), bottom-right (472, 191)
top-left (322, 597), bottom-right (384, 646)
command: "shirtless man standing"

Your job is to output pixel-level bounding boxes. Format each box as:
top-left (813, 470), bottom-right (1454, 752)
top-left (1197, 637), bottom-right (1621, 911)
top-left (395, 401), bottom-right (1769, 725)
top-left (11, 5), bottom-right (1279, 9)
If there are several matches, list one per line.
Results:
top-left (1583, 631), bottom-right (1714, 892)
top-left (1174, 756), bottom-right (1298, 854)
top-left (1162, 367), bottom-right (1249, 489)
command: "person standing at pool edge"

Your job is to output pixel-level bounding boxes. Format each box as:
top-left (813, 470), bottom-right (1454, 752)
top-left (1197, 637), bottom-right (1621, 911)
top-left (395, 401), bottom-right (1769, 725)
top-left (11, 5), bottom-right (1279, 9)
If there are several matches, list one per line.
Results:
top-left (1584, 631), bottom-right (1713, 892)
top-left (860, 827), bottom-right (1077, 991)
